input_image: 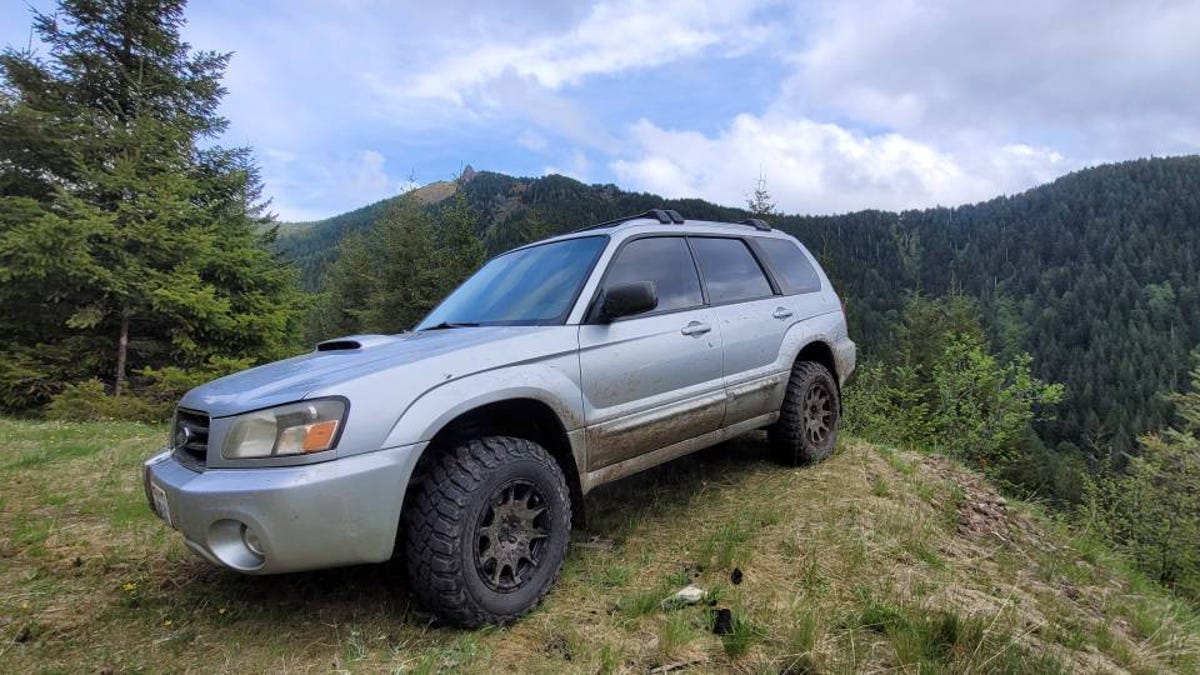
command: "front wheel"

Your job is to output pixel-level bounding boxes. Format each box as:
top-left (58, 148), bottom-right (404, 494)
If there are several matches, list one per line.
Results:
top-left (403, 436), bottom-right (571, 627)
top-left (768, 361), bottom-right (840, 465)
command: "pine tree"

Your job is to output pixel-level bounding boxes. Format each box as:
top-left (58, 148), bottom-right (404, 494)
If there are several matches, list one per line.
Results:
top-left (307, 234), bottom-right (374, 340)
top-left (361, 203), bottom-right (443, 333)
top-left (0, 0), bottom-right (301, 408)
top-left (307, 195), bottom-right (493, 341)
top-left (1087, 364), bottom-right (1200, 598)
top-left (435, 193), bottom-right (486, 291)
top-left (747, 171), bottom-right (777, 218)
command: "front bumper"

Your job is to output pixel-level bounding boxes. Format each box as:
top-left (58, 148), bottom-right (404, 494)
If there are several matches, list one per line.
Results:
top-left (143, 443), bottom-right (426, 574)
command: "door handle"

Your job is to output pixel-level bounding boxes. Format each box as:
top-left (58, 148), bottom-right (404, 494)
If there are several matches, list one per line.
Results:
top-left (681, 321), bottom-right (712, 336)
top-left (772, 307), bottom-right (794, 320)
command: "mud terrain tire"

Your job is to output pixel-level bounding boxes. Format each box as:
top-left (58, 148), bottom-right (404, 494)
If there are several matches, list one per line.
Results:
top-left (403, 436), bottom-right (571, 627)
top-left (769, 361), bottom-right (840, 465)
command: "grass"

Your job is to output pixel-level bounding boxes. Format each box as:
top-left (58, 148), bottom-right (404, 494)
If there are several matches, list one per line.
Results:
top-left (2, 418), bottom-right (1199, 672)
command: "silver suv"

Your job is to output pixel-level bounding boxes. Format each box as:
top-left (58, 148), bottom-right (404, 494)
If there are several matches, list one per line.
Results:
top-left (143, 209), bottom-right (855, 626)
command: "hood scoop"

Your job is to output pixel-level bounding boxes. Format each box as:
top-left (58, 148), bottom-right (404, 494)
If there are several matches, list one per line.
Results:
top-left (315, 334), bottom-right (399, 352)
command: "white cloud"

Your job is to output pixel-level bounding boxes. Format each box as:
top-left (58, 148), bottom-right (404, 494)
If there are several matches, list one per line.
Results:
top-left (407, 0), bottom-right (776, 102)
top-left (783, 0), bottom-right (1200, 158)
top-left (544, 150), bottom-right (592, 183)
top-left (516, 130), bottom-right (549, 152)
top-left (258, 148), bottom-right (409, 221)
top-left (611, 115), bottom-right (1070, 214)
top-left (4, 0), bottom-right (1180, 219)
top-left (343, 149), bottom-right (392, 198)
top-left (356, 0), bottom-right (780, 156)
top-left (478, 72), bottom-right (618, 152)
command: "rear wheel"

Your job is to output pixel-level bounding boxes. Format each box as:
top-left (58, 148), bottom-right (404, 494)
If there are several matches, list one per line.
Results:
top-left (403, 436), bottom-right (571, 627)
top-left (769, 361), bottom-right (840, 465)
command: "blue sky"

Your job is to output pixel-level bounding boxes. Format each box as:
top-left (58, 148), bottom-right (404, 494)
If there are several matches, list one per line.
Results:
top-left (3, 0), bottom-right (1198, 221)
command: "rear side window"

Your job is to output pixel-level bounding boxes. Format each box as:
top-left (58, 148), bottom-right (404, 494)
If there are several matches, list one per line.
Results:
top-left (756, 238), bottom-right (822, 294)
top-left (603, 237), bottom-right (703, 313)
top-left (690, 237), bottom-right (774, 304)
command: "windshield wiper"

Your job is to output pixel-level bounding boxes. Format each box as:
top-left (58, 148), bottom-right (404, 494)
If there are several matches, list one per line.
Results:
top-left (420, 321), bottom-right (481, 331)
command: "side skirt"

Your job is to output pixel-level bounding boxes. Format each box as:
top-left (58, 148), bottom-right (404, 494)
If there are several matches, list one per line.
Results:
top-left (579, 412), bottom-right (780, 494)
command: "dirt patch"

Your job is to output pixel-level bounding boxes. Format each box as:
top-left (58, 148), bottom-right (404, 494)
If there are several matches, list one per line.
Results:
top-left (919, 454), bottom-right (1012, 538)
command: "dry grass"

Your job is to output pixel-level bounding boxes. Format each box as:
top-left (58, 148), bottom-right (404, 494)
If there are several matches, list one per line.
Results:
top-left (2, 418), bottom-right (1198, 673)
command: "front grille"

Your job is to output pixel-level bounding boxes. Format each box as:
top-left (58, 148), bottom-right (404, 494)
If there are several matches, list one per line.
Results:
top-left (173, 409), bottom-right (210, 469)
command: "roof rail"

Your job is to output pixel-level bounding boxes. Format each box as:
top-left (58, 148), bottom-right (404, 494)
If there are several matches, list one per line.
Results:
top-left (578, 208), bottom-right (686, 231)
top-left (740, 218), bottom-right (772, 232)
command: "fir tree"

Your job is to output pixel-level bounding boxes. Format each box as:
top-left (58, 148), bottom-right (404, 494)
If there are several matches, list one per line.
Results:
top-left (747, 171), bottom-right (777, 218)
top-left (435, 192), bottom-right (486, 290)
top-left (0, 0), bottom-right (301, 407)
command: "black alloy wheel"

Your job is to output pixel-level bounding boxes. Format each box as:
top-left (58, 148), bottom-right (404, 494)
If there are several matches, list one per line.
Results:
top-left (769, 360), bottom-right (841, 465)
top-left (475, 479), bottom-right (551, 592)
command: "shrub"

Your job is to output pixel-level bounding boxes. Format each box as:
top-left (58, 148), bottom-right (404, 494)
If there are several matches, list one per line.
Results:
top-left (845, 294), bottom-right (1063, 493)
top-left (42, 357), bottom-right (250, 423)
top-left (1085, 367), bottom-right (1200, 600)
top-left (45, 380), bottom-right (169, 422)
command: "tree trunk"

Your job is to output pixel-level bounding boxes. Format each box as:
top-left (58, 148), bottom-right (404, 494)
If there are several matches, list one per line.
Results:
top-left (114, 312), bottom-right (130, 397)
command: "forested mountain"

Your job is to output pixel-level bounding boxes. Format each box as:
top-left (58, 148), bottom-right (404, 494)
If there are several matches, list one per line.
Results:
top-left (278, 156), bottom-right (1200, 459)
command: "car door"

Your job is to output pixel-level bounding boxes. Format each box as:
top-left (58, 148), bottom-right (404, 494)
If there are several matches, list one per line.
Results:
top-left (578, 236), bottom-right (725, 471)
top-left (689, 236), bottom-right (790, 427)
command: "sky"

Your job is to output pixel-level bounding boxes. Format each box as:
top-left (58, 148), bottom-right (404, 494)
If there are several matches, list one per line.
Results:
top-left (2, 0), bottom-right (1198, 222)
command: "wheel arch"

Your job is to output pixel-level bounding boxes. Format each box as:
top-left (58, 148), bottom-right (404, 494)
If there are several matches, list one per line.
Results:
top-left (406, 397), bottom-right (586, 529)
top-left (790, 339), bottom-right (842, 414)
top-left (793, 339), bottom-right (838, 384)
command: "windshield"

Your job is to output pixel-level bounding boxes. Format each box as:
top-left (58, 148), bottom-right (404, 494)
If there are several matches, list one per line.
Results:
top-left (416, 236), bottom-right (608, 329)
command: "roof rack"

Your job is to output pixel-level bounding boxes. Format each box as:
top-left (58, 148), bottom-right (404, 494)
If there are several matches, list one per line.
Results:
top-left (740, 218), bottom-right (772, 232)
top-left (577, 208), bottom-right (686, 231)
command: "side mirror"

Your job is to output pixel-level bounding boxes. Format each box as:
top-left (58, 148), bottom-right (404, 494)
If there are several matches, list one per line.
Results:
top-left (599, 281), bottom-right (658, 322)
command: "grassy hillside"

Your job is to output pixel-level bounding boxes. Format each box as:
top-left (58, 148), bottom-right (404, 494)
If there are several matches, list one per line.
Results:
top-left (2, 419), bottom-right (1198, 673)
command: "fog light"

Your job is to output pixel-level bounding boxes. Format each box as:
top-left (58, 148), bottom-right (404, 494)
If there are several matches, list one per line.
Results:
top-left (207, 519), bottom-right (265, 571)
top-left (242, 524), bottom-right (265, 557)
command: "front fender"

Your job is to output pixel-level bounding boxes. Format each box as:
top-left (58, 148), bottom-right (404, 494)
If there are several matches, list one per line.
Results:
top-left (382, 360), bottom-right (585, 449)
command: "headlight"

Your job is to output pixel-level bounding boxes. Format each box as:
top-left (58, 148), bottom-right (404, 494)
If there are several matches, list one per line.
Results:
top-left (222, 399), bottom-right (347, 459)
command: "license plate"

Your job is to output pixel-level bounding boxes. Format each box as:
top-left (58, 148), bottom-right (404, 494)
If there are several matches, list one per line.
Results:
top-left (151, 482), bottom-right (174, 529)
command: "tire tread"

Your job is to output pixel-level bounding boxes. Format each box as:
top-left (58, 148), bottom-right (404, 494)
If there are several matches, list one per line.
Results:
top-left (403, 436), bottom-right (570, 627)
top-left (769, 361), bottom-right (840, 465)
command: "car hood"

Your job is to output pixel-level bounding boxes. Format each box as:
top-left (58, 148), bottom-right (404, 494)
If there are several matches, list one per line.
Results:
top-left (179, 327), bottom-right (562, 417)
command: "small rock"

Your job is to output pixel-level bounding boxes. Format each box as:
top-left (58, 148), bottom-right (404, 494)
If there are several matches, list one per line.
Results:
top-left (15, 625), bottom-right (32, 643)
top-left (544, 635), bottom-right (572, 661)
top-left (650, 658), bottom-right (709, 673)
top-left (662, 584), bottom-right (706, 610)
top-left (712, 608), bottom-right (734, 635)
top-left (573, 536), bottom-right (614, 551)
top-left (730, 567), bottom-right (743, 585)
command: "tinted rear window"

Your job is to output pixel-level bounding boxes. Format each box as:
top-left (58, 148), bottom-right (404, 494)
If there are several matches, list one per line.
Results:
top-left (756, 238), bottom-right (822, 294)
top-left (690, 237), bottom-right (774, 304)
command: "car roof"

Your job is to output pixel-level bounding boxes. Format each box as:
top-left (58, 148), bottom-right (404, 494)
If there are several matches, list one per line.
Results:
top-left (530, 216), bottom-right (800, 249)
